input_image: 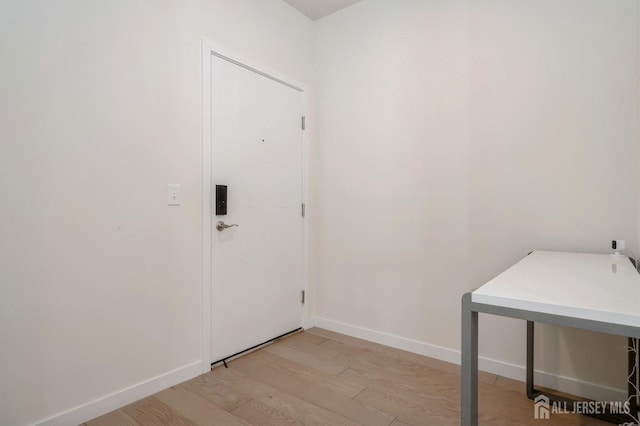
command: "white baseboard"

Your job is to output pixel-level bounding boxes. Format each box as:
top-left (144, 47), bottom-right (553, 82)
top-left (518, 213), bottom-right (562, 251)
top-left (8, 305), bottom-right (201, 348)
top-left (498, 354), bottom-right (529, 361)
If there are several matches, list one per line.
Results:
top-left (34, 361), bottom-right (202, 426)
top-left (312, 317), bottom-right (626, 402)
top-left (313, 317), bottom-right (461, 363)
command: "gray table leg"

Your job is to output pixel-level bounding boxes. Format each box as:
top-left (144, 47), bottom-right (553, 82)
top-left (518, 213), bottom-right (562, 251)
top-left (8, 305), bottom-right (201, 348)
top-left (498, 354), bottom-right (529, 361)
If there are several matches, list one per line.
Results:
top-left (462, 293), bottom-right (478, 426)
top-left (526, 321), bottom-right (534, 398)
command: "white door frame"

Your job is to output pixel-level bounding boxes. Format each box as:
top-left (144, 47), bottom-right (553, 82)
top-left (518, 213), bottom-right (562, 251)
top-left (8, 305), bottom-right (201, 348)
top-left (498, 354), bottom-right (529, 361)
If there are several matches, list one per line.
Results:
top-left (200, 39), bottom-right (310, 373)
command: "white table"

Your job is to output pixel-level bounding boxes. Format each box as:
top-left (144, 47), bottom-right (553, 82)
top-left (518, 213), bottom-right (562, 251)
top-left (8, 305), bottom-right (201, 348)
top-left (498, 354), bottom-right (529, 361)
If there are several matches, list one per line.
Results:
top-left (461, 251), bottom-right (640, 425)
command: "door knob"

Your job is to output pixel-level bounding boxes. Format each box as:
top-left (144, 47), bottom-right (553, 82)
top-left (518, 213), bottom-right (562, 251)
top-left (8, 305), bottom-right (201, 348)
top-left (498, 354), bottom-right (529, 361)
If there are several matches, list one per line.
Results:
top-left (216, 221), bottom-right (239, 232)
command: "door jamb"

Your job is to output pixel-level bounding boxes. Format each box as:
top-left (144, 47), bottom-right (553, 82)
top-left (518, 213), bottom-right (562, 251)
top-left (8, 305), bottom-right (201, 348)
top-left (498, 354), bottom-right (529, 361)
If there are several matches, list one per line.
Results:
top-left (200, 39), bottom-right (310, 373)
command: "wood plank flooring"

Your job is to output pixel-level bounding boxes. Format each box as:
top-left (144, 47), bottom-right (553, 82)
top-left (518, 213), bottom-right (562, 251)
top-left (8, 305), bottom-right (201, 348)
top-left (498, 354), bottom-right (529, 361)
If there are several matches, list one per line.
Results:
top-left (86, 328), bottom-right (608, 425)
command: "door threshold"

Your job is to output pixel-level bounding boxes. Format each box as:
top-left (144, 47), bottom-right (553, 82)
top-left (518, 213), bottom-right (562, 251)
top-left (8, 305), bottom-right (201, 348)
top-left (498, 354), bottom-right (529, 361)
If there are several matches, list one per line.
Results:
top-left (211, 327), bottom-right (303, 369)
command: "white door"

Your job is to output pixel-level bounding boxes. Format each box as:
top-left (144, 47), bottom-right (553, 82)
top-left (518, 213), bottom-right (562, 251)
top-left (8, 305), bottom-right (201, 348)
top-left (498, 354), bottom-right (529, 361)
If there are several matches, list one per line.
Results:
top-left (210, 54), bottom-right (304, 363)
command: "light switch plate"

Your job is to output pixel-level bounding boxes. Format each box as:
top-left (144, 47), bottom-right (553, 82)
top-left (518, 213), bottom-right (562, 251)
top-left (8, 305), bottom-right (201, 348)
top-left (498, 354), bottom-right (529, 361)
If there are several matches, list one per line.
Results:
top-left (168, 184), bottom-right (181, 206)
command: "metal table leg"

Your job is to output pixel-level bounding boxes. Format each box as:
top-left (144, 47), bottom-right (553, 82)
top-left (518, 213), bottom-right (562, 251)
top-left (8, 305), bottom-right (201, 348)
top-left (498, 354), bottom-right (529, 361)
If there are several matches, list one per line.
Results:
top-left (462, 293), bottom-right (478, 426)
top-left (526, 321), bottom-right (535, 398)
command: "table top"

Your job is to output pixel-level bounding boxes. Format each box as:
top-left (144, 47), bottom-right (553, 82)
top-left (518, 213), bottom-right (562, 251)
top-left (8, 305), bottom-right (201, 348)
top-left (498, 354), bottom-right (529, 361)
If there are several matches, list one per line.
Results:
top-left (472, 251), bottom-right (640, 327)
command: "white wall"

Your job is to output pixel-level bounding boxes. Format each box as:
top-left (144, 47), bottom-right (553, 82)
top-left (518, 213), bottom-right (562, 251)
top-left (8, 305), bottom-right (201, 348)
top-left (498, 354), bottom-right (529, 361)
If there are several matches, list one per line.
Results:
top-left (0, 1), bottom-right (312, 425)
top-left (1, 0), bottom-right (638, 423)
top-left (313, 0), bottom-right (638, 398)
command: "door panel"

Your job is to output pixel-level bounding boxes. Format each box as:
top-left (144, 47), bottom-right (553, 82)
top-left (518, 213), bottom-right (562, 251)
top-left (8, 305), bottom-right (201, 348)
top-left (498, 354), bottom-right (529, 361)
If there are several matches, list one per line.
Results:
top-left (210, 55), bottom-right (303, 362)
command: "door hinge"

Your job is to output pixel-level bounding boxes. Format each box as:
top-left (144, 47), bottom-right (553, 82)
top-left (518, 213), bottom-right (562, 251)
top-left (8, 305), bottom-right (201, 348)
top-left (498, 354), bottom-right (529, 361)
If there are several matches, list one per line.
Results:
top-left (302, 116), bottom-right (306, 130)
top-left (301, 203), bottom-right (306, 218)
top-left (301, 290), bottom-right (305, 304)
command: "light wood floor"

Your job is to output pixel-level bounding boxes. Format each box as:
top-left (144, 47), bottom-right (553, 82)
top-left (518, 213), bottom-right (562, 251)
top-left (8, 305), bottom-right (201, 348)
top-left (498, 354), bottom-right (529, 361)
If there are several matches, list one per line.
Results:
top-left (86, 328), bottom-right (608, 425)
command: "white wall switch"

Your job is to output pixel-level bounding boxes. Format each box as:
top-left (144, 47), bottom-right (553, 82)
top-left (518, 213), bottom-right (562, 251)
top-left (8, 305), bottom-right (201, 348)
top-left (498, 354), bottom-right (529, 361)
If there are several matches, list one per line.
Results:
top-left (168, 184), bottom-right (181, 206)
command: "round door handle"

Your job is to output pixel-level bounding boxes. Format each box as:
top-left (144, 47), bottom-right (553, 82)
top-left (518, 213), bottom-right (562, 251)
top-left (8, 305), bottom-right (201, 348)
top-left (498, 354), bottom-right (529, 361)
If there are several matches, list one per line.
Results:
top-left (216, 221), bottom-right (239, 232)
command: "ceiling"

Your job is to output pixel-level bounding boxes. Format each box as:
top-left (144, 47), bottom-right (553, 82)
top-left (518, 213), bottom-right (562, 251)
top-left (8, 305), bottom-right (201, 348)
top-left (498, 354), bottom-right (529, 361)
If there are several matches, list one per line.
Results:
top-left (283, 0), bottom-right (363, 21)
